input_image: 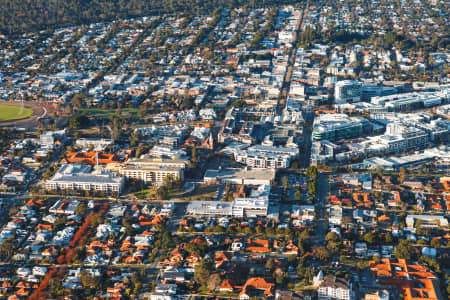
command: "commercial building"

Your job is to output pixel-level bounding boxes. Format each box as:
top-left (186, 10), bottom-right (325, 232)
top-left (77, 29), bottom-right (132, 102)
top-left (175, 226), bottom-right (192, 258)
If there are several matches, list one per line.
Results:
top-left (371, 91), bottom-right (445, 111)
top-left (405, 215), bottom-right (448, 228)
top-left (374, 123), bottom-right (429, 153)
top-left (203, 168), bottom-right (276, 185)
top-left (312, 114), bottom-right (370, 141)
top-left (40, 130), bottom-right (66, 148)
top-left (361, 85), bottom-right (397, 101)
top-left (234, 150), bottom-right (292, 169)
top-left (45, 164), bottom-right (125, 194)
top-left (186, 185), bottom-right (270, 217)
top-left (334, 80), bottom-right (361, 104)
top-left (119, 158), bottom-right (186, 184)
top-left (149, 145), bottom-right (187, 159)
top-left (234, 145), bottom-right (299, 169)
top-left (362, 152), bottom-right (436, 171)
top-left (75, 138), bottom-right (114, 151)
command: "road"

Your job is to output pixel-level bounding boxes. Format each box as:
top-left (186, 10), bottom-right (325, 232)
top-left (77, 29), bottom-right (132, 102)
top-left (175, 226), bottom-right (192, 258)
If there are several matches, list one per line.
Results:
top-left (313, 173), bottom-right (330, 246)
top-left (300, 111), bottom-right (314, 167)
top-left (278, 0), bottom-right (309, 110)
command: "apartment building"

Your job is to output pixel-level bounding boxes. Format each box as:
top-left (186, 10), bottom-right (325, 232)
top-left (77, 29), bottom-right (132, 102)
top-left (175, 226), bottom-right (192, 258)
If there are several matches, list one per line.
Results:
top-left (119, 165), bottom-right (183, 184)
top-left (234, 145), bottom-right (299, 169)
top-left (318, 276), bottom-right (353, 300)
top-left (376, 123), bottom-right (429, 153)
top-left (45, 164), bottom-right (125, 194)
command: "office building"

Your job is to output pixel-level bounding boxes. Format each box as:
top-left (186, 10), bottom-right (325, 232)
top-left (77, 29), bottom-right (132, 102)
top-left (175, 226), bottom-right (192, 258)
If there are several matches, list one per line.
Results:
top-left (312, 114), bottom-right (370, 141)
top-left (335, 80), bottom-right (361, 104)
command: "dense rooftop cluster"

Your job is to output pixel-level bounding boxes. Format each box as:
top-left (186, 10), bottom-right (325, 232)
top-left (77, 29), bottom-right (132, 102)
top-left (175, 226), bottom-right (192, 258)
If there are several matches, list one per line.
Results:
top-left (0, 0), bottom-right (448, 299)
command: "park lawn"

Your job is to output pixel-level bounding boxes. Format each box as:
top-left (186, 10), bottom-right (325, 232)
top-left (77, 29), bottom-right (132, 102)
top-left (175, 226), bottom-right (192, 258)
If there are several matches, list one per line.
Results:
top-left (0, 104), bottom-right (33, 121)
top-left (80, 107), bottom-right (139, 118)
top-left (134, 187), bottom-right (184, 199)
top-left (134, 189), bottom-right (156, 199)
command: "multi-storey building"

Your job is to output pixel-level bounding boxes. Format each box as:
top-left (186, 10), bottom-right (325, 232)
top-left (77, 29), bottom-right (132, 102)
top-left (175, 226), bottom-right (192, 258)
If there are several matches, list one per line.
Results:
top-left (119, 159), bottom-right (184, 184)
top-left (234, 145), bottom-right (299, 169)
top-left (45, 164), bottom-right (124, 194)
top-left (312, 114), bottom-right (370, 141)
top-left (335, 80), bottom-right (361, 104)
top-left (377, 123), bottom-right (429, 153)
top-left (186, 185), bottom-right (270, 217)
top-left (318, 276), bottom-right (353, 300)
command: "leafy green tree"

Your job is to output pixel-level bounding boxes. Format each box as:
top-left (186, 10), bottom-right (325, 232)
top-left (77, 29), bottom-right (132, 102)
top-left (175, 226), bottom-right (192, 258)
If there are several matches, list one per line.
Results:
top-left (294, 188), bottom-right (301, 201)
top-left (194, 258), bottom-right (215, 286)
top-left (325, 232), bottom-right (339, 242)
top-left (69, 114), bottom-right (89, 129)
top-left (282, 176), bottom-right (289, 190)
top-left (430, 239), bottom-right (440, 248)
top-left (265, 258), bottom-right (275, 270)
top-left (385, 232), bottom-right (394, 244)
top-left (394, 239), bottom-right (416, 260)
top-left (207, 273), bottom-right (222, 291)
top-left (79, 270), bottom-right (99, 289)
top-left (363, 232), bottom-right (376, 244)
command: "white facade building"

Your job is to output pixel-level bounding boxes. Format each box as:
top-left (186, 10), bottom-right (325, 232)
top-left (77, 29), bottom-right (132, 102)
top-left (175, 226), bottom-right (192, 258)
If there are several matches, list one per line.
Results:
top-left (45, 164), bottom-right (125, 194)
top-left (186, 185), bottom-right (270, 217)
top-left (334, 80), bottom-right (362, 104)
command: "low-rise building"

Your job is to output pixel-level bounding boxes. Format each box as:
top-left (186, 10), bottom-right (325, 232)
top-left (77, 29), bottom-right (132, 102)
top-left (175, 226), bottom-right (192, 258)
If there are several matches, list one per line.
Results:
top-left (119, 158), bottom-right (185, 184)
top-left (317, 276), bottom-right (353, 300)
top-left (187, 185), bottom-right (270, 217)
top-left (45, 164), bottom-right (125, 194)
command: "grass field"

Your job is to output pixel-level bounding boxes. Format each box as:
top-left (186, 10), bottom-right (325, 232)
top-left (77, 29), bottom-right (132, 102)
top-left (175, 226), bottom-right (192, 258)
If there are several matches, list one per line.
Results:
top-left (0, 104), bottom-right (33, 122)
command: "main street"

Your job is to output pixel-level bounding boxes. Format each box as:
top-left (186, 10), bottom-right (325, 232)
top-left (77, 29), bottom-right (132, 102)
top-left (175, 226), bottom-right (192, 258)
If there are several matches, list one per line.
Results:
top-left (313, 172), bottom-right (330, 246)
top-left (278, 0), bottom-right (309, 111)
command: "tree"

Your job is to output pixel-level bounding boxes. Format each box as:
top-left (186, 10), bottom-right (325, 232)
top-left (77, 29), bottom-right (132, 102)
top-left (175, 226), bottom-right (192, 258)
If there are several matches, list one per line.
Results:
top-left (297, 238), bottom-right (305, 255)
top-left (207, 273), bottom-right (222, 291)
top-left (312, 246), bottom-right (331, 261)
top-left (385, 232), bottom-right (394, 244)
top-left (161, 231), bottom-right (172, 249)
top-left (130, 130), bottom-right (142, 147)
top-left (394, 239), bottom-right (416, 260)
top-left (71, 93), bottom-right (86, 110)
top-left (376, 166), bottom-right (383, 179)
top-left (398, 167), bottom-right (407, 184)
top-left (419, 255), bottom-right (440, 273)
top-left (156, 186), bottom-right (167, 200)
top-left (194, 258), bottom-right (215, 286)
top-left (0, 237), bottom-right (17, 257)
top-left (282, 176), bottom-right (289, 190)
top-left (430, 239), bottom-right (440, 248)
top-left (294, 188), bottom-right (301, 201)
top-left (265, 258), bottom-right (275, 270)
top-left (69, 114), bottom-right (89, 129)
top-left (306, 166), bottom-right (318, 178)
top-left (363, 232), bottom-right (376, 244)
top-left (79, 270), bottom-right (98, 289)
top-left (325, 232), bottom-right (339, 242)
top-left (75, 203), bottom-right (87, 216)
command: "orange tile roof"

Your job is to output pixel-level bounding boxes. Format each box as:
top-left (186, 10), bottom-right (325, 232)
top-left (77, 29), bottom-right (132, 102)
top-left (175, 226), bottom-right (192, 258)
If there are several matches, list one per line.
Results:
top-left (369, 258), bottom-right (440, 300)
top-left (239, 277), bottom-right (274, 297)
top-left (220, 279), bottom-right (235, 291)
top-left (62, 151), bottom-right (124, 165)
top-left (246, 239), bottom-right (270, 252)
